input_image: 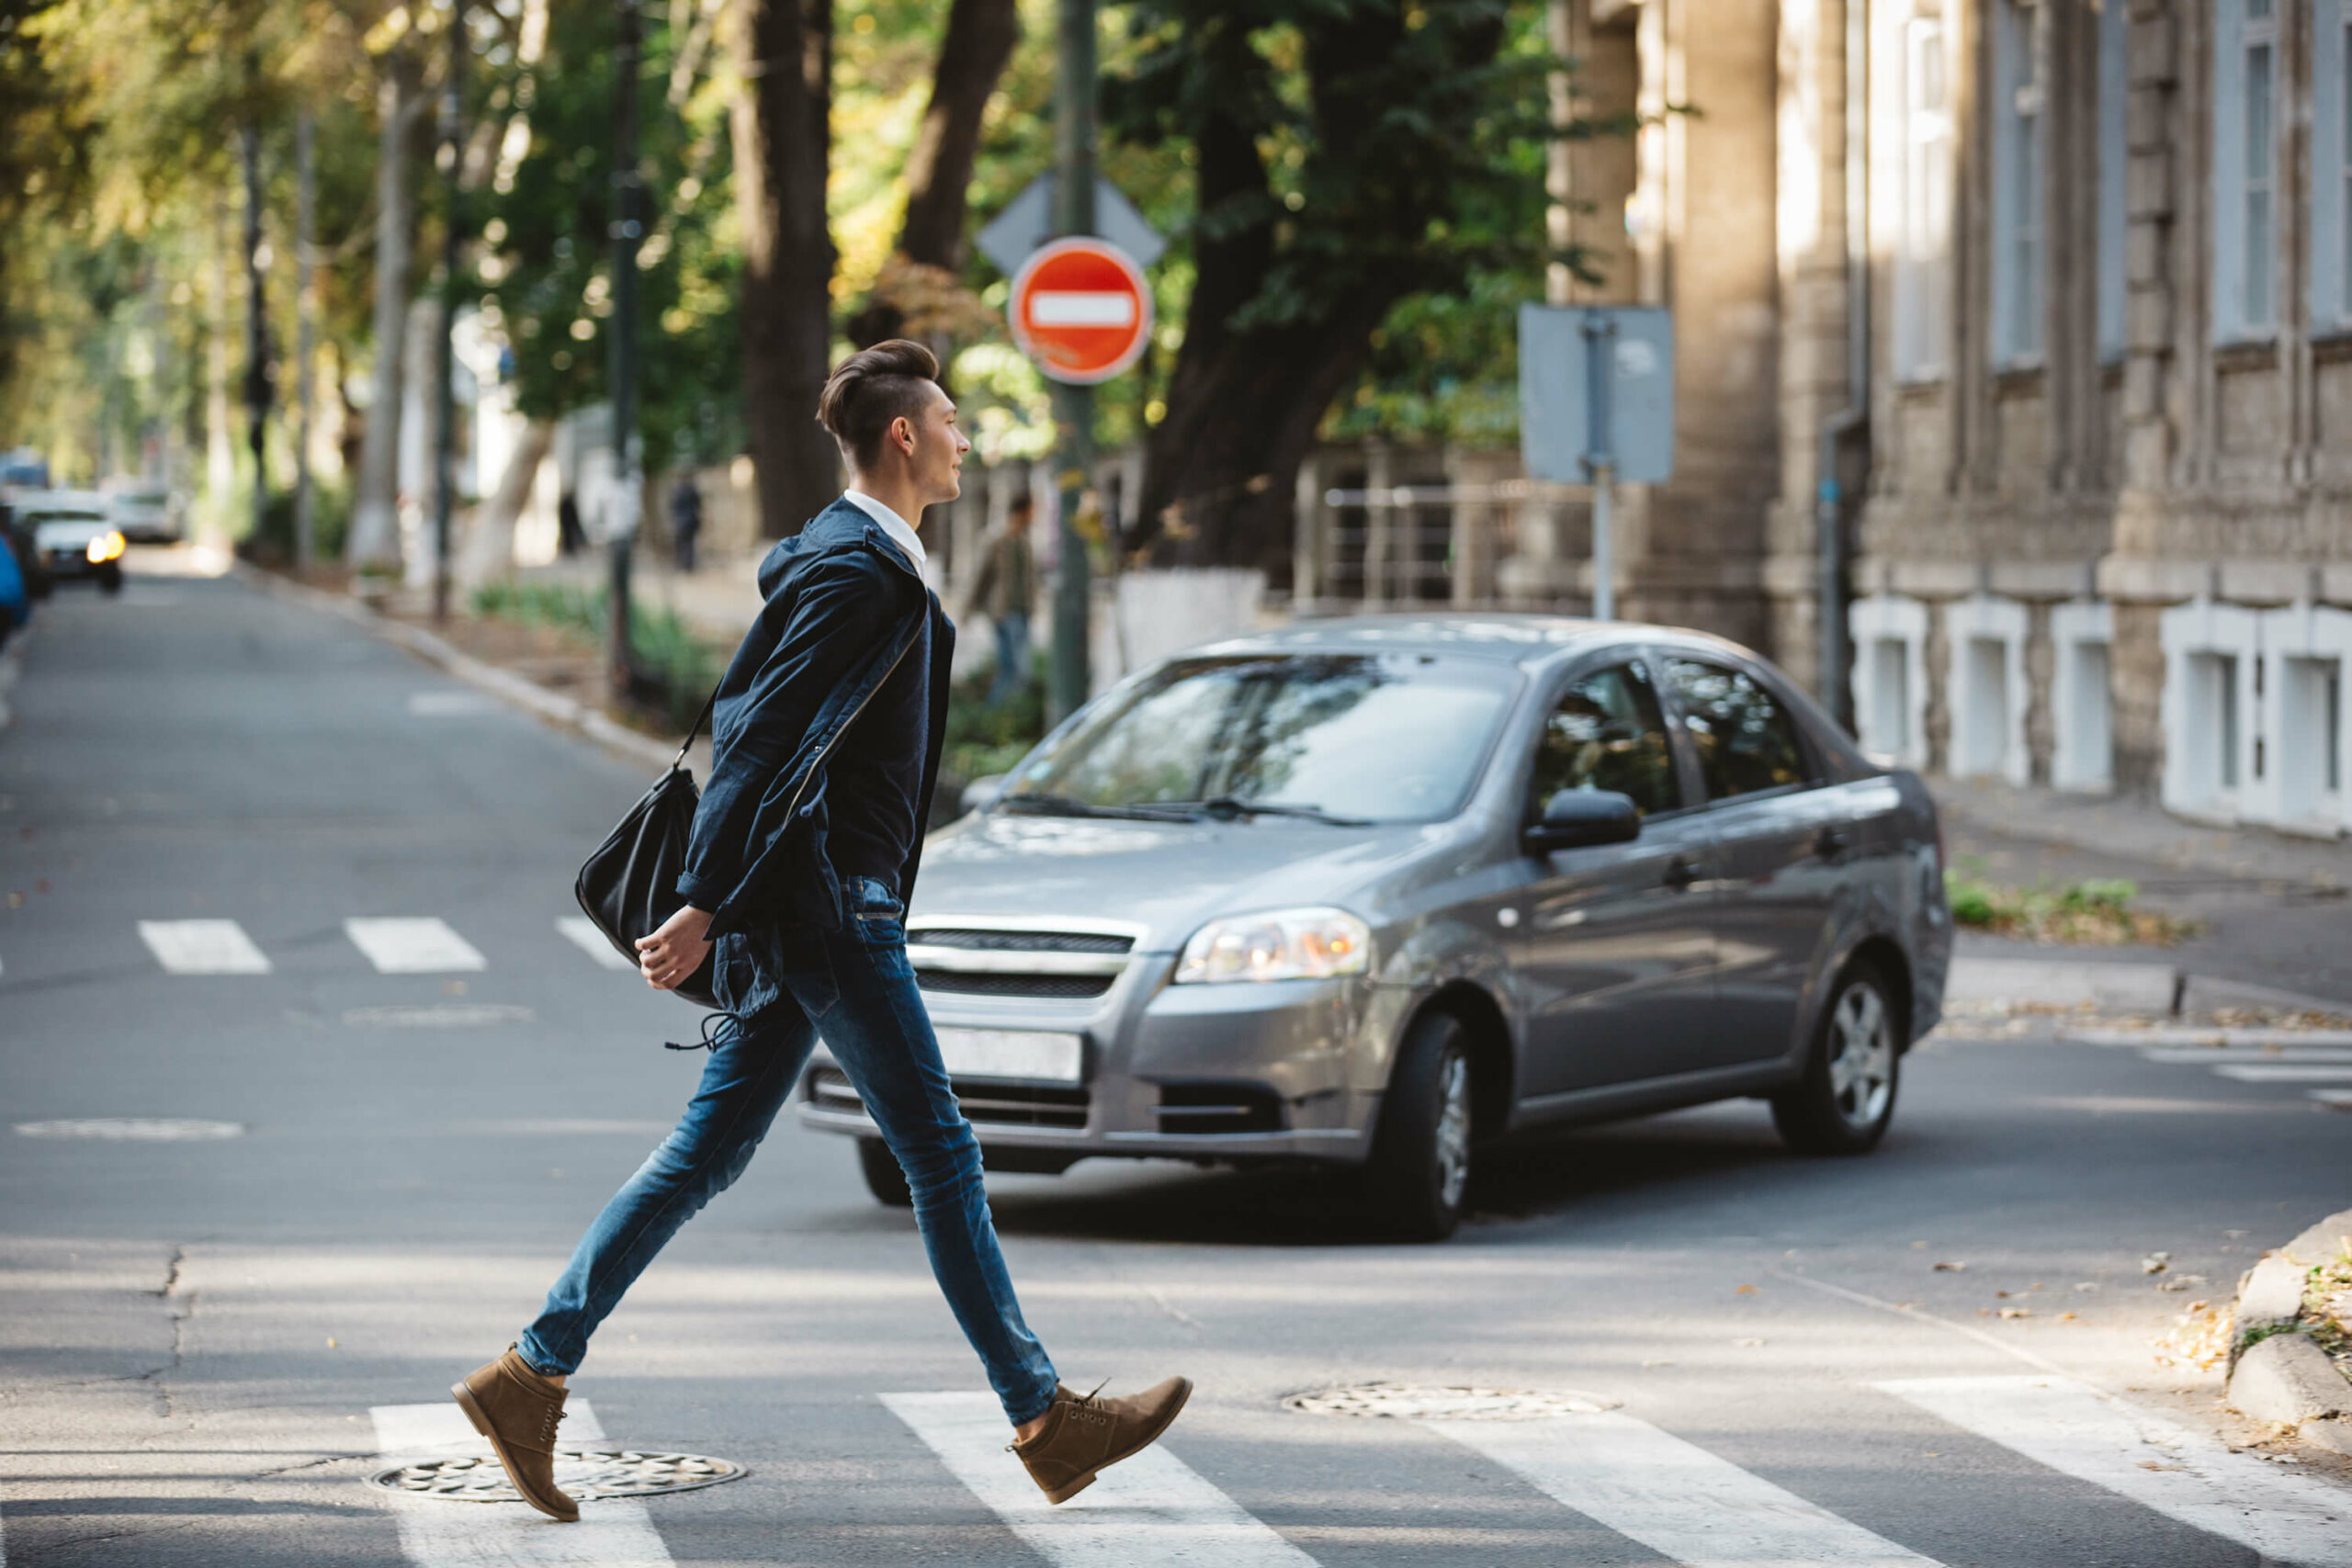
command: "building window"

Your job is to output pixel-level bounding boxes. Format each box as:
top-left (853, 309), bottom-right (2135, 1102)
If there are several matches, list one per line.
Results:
top-left (1894, 11), bottom-right (1953, 380)
top-left (2312, 0), bottom-right (2352, 331)
top-left (1991, 0), bottom-right (2046, 367)
top-left (2097, 0), bottom-right (2128, 361)
top-left (2052, 600), bottom-right (2116, 794)
top-left (2212, 0), bottom-right (2281, 342)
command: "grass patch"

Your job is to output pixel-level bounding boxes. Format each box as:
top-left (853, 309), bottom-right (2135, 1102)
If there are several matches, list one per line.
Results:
top-left (1946, 860), bottom-right (2199, 945)
top-left (942, 651), bottom-right (1047, 784)
top-left (470, 580), bottom-right (720, 731)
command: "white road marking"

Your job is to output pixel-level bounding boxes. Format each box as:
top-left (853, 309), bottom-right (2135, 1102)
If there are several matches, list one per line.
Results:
top-left (1877, 1376), bottom-right (2352, 1566)
top-left (1429, 1412), bottom-right (1940, 1567)
top-left (2141, 1047), bottom-right (2352, 1065)
top-left (16, 1119), bottom-right (243, 1140)
top-left (881, 1391), bottom-right (1316, 1568)
top-left (345, 918), bottom-right (487, 974)
top-left (2314, 1089), bottom-right (2352, 1108)
top-left (369, 1399), bottom-right (674, 1567)
top-left (342, 1004), bottom-right (535, 1028)
top-left (556, 917), bottom-right (637, 972)
top-left (2069, 1026), bottom-right (2352, 1047)
top-left (2210, 1063), bottom-right (2352, 1083)
top-left (139, 919), bottom-right (272, 975)
top-left (407, 692), bottom-right (501, 716)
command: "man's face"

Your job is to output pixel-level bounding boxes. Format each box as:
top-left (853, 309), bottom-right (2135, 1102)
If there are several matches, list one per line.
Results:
top-left (893, 383), bottom-right (970, 511)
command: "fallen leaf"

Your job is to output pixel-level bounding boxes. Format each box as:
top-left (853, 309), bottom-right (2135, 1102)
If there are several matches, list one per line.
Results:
top-left (1995, 1290), bottom-right (2012, 1298)
top-left (1734, 1337), bottom-right (1767, 1348)
top-left (2075, 1282), bottom-right (2101, 1292)
top-left (1735, 1284), bottom-right (1758, 1294)
top-left (1933, 1260), bottom-right (1968, 1272)
top-left (2142, 1252), bottom-right (2171, 1275)
top-left (2056, 1312), bottom-right (2079, 1322)
top-left (1999, 1307), bottom-right (2032, 1319)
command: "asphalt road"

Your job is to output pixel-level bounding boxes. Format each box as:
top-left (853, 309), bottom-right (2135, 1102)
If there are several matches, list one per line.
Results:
top-left (3, 565), bottom-right (2349, 1567)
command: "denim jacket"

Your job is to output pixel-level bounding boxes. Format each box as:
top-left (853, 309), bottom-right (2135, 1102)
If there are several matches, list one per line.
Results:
top-left (674, 499), bottom-right (955, 961)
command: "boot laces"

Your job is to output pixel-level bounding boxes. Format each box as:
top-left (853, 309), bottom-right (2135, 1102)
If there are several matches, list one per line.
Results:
top-left (1004, 1381), bottom-right (1110, 1452)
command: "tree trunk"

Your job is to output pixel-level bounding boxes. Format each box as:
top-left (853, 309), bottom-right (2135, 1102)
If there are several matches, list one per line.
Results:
top-left (348, 70), bottom-right (417, 570)
top-left (293, 112), bottom-right (317, 568)
top-left (240, 122), bottom-right (272, 547)
top-left (729, 0), bottom-right (841, 538)
top-left (457, 416), bottom-right (551, 589)
top-left (849, 0), bottom-right (1019, 346)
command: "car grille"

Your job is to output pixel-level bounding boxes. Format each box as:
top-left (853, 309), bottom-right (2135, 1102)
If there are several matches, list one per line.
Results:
top-left (906, 919), bottom-right (1140, 1003)
top-left (1156, 1082), bottom-right (1286, 1134)
top-left (809, 1066), bottom-right (1090, 1130)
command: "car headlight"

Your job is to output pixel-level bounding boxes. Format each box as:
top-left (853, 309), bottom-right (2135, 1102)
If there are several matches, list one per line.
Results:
top-left (85, 531), bottom-right (125, 563)
top-left (1172, 907), bottom-right (1372, 984)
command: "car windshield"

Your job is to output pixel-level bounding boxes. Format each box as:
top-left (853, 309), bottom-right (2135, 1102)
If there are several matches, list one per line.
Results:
top-left (1002, 651), bottom-right (1519, 824)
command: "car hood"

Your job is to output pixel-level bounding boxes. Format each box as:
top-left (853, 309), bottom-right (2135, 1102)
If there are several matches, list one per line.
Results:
top-left (34, 518), bottom-right (107, 548)
top-left (910, 810), bottom-right (1457, 953)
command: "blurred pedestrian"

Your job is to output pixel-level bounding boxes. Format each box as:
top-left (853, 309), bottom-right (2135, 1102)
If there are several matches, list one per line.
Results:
top-left (668, 473), bottom-right (702, 573)
top-left (961, 493), bottom-right (1035, 705)
top-left (556, 491), bottom-right (584, 557)
top-left (451, 341), bottom-right (1190, 1524)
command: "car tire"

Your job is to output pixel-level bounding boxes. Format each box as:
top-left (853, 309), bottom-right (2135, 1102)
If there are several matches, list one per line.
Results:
top-left (856, 1136), bottom-right (913, 1208)
top-left (1770, 961), bottom-right (1903, 1156)
top-left (1363, 1010), bottom-right (1476, 1242)
top-left (98, 565), bottom-right (123, 595)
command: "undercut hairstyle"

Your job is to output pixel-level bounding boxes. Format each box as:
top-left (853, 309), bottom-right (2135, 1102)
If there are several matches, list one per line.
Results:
top-left (816, 339), bottom-right (943, 469)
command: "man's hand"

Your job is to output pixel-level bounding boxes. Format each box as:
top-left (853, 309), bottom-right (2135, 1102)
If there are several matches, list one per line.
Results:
top-left (636, 905), bottom-right (714, 990)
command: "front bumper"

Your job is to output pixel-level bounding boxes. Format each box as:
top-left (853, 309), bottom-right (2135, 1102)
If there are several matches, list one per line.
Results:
top-left (793, 953), bottom-right (1379, 1162)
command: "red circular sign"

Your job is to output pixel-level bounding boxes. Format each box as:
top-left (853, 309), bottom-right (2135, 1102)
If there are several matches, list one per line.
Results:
top-left (1009, 238), bottom-right (1154, 385)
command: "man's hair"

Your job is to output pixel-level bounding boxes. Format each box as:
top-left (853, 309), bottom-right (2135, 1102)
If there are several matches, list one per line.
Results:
top-left (816, 339), bottom-right (942, 469)
top-left (1007, 492), bottom-right (1035, 517)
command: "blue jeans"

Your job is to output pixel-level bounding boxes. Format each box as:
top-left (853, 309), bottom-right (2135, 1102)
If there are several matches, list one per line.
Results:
top-left (988, 612), bottom-right (1029, 706)
top-left (518, 878), bottom-right (1060, 1425)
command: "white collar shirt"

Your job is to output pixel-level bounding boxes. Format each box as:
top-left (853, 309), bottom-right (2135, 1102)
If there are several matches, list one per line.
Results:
top-left (841, 489), bottom-right (926, 570)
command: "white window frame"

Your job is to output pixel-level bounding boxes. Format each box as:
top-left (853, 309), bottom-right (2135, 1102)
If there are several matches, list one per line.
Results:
top-left (1894, 10), bottom-right (1955, 381)
top-left (1850, 594), bottom-right (1932, 767)
top-left (2312, 0), bottom-right (2352, 333)
top-left (2097, 0), bottom-right (2129, 361)
top-left (2211, 0), bottom-right (2282, 343)
top-left (1991, 0), bottom-right (2047, 367)
top-left (2250, 605), bottom-right (2352, 836)
top-left (1943, 595), bottom-right (2031, 784)
top-left (2160, 598), bottom-right (2263, 821)
top-left (2051, 599), bottom-right (2116, 793)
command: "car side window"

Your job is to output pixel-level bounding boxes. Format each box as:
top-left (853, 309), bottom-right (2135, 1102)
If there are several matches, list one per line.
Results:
top-left (1663, 657), bottom-right (1814, 802)
top-left (1528, 660), bottom-right (1682, 818)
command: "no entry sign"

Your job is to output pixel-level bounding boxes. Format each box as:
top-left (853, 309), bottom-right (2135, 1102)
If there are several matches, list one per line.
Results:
top-left (1009, 238), bottom-right (1154, 385)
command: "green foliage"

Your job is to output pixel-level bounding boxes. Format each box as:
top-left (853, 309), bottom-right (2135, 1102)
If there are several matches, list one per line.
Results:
top-left (943, 651), bottom-right (1046, 783)
top-left (1945, 863), bottom-right (2194, 945)
top-left (470, 576), bottom-right (720, 730)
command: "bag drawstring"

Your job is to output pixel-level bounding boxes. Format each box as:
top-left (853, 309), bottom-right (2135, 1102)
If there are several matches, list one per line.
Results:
top-left (664, 1011), bottom-right (742, 1053)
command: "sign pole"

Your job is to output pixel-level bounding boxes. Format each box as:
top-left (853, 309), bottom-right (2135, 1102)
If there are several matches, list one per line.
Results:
top-left (1047, 0), bottom-right (1096, 723)
top-left (608, 0), bottom-right (644, 702)
top-left (1581, 311), bottom-right (1617, 622)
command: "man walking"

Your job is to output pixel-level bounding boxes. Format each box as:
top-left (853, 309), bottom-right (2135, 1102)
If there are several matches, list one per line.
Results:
top-left (667, 472), bottom-right (703, 573)
top-left (959, 491), bottom-right (1035, 705)
top-left (451, 341), bottom-right (1190, 1520)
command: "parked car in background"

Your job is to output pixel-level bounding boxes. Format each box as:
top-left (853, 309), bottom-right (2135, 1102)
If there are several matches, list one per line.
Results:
top-left (797, 614), bottom-right (1953, 1240)
top-left (9, 491), bottom-right (125, 594)
top-left (103, 479), bottom-right (183, 544)
top-left (0, 498), bottom-right (53, 604)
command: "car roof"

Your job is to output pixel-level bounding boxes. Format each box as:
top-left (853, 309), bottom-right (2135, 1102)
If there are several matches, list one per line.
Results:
top-left (11, 488), bottom-right (110, 516)
top-left (1185, 611), bottom-right (1764, 672)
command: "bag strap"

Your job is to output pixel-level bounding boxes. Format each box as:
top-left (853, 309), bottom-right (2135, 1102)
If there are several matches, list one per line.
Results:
top-left (671, 682), bottom-right (719, 771)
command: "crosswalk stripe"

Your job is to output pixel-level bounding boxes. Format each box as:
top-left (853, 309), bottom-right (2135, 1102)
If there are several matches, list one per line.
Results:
top-left (556, 916), bottom-right (637, 972)
top-left (2210, 1063), bottom-right (2352, 1083)
top-left (2142, 1047), bottom-right (2352, 1065)
top-left (1876, 1376), bottom-right (2352, 1566)
top-left (369, 1399), bottom-right (675, 1567)
top-left (345, 918), bottom-right (487, 974)
top-left (138, 919), bottom-right (272, 975)
top-left (881, 1392), bottom-right (1317, 1568)
top-left (1428, 1413), bottom-right (1940, 1567)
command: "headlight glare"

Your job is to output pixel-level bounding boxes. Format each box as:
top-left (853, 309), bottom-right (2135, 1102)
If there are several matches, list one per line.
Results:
top-left (85, 530), bottom-right (125, 563)
top-left (1173, 907), bottom-right (1371, 984)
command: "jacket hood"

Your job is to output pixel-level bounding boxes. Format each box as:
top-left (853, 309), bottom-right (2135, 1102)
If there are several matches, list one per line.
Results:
top-left (910, 811), bottom-right (1457, 953)
top-left (754, 497), bottom-right (928, 602)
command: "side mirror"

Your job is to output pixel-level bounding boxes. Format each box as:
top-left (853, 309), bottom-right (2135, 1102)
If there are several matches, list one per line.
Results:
top-left (961, 773), bottom-right (1010, 816)
top-left (1523, 788), bottom-right (1641, 853)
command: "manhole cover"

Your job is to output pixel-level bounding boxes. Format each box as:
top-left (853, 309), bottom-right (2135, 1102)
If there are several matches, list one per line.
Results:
top-left (15, 1119), bottom-right (245, 1141)
top-left (341, 1004), bottom-right (536, 1028)
top-left (365, 1450), bottom-right (747, 1502)
top-left (1282, 1382), bottom-right (1620, 1421)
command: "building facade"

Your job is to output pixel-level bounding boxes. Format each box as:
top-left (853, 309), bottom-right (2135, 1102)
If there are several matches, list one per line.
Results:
top-left (1516, 0), bottom-right (2352, 838)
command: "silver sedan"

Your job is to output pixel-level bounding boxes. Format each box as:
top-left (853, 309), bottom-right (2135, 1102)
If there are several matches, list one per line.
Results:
top-left (797, 613), bottom-right (1952, 1239)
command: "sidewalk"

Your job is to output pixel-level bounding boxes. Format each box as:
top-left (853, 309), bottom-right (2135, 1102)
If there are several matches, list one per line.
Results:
top-left (1933, 774), bottom-right (2352, 891)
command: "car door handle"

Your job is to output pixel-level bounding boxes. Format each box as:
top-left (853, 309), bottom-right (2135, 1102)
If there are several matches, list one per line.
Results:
top-left (1815, 826), bottom-right (1849, 859)
top-left (1662, 855), bottom-right (1701, 890)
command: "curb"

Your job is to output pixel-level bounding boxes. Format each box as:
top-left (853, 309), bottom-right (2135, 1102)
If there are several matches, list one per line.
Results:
top-left (230, 562), bottom-right (680, 774)
top-left (2224, 1206), bottom-right (2352, 1453)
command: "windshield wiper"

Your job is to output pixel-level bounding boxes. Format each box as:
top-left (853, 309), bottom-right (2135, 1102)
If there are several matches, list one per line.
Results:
top-left (1160, 795), bottom-right (1373, 827)
top-left (996, 793), bottom-right (1201, 822)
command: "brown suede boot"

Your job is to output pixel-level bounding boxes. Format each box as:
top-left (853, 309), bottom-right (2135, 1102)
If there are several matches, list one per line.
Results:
top-left (451, 1345), bottom-right (579, 1521)
top-left (1010, 1377), bottom-right (1193, 1505)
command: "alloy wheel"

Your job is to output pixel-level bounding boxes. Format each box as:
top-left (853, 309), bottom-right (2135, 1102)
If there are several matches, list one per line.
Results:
top-left (1434, 1051), bottom-right (1472, 1211)
top-left (1826, 981), bottom-right (1894, 1131)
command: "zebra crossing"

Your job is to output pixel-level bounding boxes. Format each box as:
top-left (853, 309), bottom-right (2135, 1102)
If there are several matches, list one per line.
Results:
top-left (2065, 1025), bottom-right (2352, 1110)
top-left (355, 1377), bottom-right (2352, 1568)
top-left (101, 917), bottom-right (639, 978)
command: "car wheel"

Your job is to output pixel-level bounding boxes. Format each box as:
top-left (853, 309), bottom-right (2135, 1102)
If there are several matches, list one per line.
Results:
top-left (1771, 962), bottom-right (1902, 1156)
top-left (98, 565), bottom-right (123, 595)
top-left (1364, 1010), bottom-right (1475, 1242)
top-left (856, 1136), bottom-right (913, 1208)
